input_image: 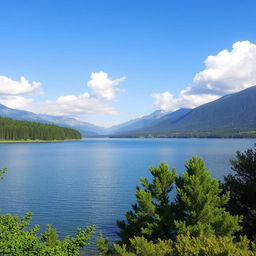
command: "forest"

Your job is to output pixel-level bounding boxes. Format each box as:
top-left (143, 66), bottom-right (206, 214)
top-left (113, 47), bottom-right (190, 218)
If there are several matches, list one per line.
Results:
top-left (0, 117), bottom-right (81, 141)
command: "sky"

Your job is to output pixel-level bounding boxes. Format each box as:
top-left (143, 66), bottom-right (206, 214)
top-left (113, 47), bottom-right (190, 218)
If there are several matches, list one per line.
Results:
top-left (0, 0), bottom-right (256, 127)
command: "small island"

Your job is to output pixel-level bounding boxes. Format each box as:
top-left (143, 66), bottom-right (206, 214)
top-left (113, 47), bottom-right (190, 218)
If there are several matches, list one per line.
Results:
top-left (0, 117), bottom-right (82, 142)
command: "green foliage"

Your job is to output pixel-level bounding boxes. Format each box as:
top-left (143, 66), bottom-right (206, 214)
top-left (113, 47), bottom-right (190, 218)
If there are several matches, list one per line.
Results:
top-left (222, 146), bottom-right (256, 240)
top-left (0, 212), bottom-right (94, 256)
top-left (117, 162), bottom-right (177, 244)
top-left (117, 157), bottom-right (241, 246)
top-left (114, 235), bottom-right (256, 256)
top-left (0, 117), bottom-right (81, 141)
top-left (96, 233), bottom-right (113, 255)
top-left (41, 224), bottom-right (59, 247)
top-left (175, 156), bottom-right (241, 237)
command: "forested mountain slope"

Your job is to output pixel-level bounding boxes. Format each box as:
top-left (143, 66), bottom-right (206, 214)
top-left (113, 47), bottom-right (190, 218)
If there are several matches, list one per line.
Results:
top-left (116, 86), bottom-right (256, 137)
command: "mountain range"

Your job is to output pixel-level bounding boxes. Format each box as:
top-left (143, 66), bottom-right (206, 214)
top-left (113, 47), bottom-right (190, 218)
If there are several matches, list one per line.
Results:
top-left (0, 86), bottom-right (256, 137)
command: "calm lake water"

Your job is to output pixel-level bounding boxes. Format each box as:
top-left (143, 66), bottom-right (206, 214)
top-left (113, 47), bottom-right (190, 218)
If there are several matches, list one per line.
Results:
top-left (0, 138), bottom-right (255, 253)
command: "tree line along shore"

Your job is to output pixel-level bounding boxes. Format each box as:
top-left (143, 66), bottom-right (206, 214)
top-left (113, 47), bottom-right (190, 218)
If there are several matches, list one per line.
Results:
top-left (0, 117), bottom-right (82, 141)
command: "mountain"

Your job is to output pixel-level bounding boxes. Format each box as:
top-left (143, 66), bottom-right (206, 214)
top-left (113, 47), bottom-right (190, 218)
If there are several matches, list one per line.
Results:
top-left (0, 104), bottom-right (104, 137)
top-left (0, 104), bottom-right (45, 122)
top-left (103, 110), bottom-right (172, 135)
top-left (106, 108), bottom-right (192, 135)
top-left (113, 86), bottom-right (256, 137)
top-left (1, 86), bottom-right (256, 138)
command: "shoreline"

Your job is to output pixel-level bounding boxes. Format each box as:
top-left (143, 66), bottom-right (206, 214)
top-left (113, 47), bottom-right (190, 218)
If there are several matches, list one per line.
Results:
top-left (0, 139), bottom-right (82, 144)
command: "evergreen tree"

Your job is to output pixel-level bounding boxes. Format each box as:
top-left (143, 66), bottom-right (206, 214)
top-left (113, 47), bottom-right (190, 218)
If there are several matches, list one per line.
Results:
top-left (0, 117), bottom-right (82, 141)
top-left (174, 156), bottom-right (241, 237)
top-left (116, 157), bottom-right (241, 246)
top-left (222, 146), bottom-right (256, 240)
top-left (117, 162), bottom-right (177, 244)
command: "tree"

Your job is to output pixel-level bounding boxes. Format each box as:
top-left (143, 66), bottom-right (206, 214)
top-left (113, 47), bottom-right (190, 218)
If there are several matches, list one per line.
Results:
top-left (174, 156), bottom-right (241, 237)
top-left (117, 162), bottom-right (177, 244)
top-left (116, 157), bottom-right (241, 246)
top-left (222, 146), bottom-right (256, 240)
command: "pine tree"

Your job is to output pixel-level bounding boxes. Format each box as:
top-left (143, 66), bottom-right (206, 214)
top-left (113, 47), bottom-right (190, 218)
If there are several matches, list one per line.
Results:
top-left (222, 146), bottom-right (256, 239)
top-left (174, 156), bottom-right (241, 237)
top-left (117, 162), bottom-right (177, 244)
top-left (116, 157), bottom-right (242, 246)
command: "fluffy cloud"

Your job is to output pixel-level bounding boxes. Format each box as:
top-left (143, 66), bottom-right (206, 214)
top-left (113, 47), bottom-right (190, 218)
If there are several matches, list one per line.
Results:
top-left (0, 72), bottom-right (124, 119)
top-left (24, 92), bottom-right (117, 117)
top-left (0, 75), bottom-right (42, 95)
top-left (0, 96), bottom-right (33, 109)
top-left (152, 90), bottom-right (218, 111)
top-left (0, 75), bottom-right (42, 109)
top-left (87, 72), bottom-right (125, 100)
top-left (152, 92), bottom-right (175, 111)
top-left (153, 40), bottom-right (256, 111)
top-left (193, 40), bottom-right (256, 94)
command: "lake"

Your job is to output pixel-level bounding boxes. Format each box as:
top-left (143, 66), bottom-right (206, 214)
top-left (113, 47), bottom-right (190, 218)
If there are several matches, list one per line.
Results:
top-left (0, 138), bottom-right (255, 254)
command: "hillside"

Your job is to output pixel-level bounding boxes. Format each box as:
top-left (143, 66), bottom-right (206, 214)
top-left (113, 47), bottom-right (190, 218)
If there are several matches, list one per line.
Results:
top-left (0, 117), bottom-right (82, 141)
top-left (111, 86), bottom-right (256, 137)
top-left (0, 104), bottom-right (103, 137)
top-left (103, 110), bottom-right (172, 135)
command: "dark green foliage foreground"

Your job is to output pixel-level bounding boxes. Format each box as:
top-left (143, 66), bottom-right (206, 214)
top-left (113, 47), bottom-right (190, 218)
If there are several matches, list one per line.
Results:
top-left (98, 154), bottom-right (256, 255)
top-left (114, 235), bottom-right (256, 256)
top-left (222, 145), bottom-right (256, 240)
top-left (117, 157), bottom-right (241, 244)
top-left (0, 170), bottom-right (93, 256)
top-left (0, 117), bottom-right (81, 140)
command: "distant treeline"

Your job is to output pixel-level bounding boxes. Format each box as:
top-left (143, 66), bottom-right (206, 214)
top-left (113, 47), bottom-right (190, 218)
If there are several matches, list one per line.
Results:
top-left (0, 117), bottom-right (81, 140)
top-left (110, 128), bottom-right (256, 138)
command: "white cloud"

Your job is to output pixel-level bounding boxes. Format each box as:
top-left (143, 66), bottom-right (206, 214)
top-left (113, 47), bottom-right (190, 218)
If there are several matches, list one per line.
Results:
top-left (153, 40), bottom-right (256, 111)
top-left (0, 75), bottom-right (42, 95)
top-left (193, 40), bottom-right (256, 94)
top-left (0, 75), bottom-right (42, 110)
top-left (24, 92), bottom-right (118, 117)
top-left (87, 72), bottom-right (126, 100)
top-left (152, 92), bottom-right (175, 111)
top-left (0, 72), bottom-right (123, 120)
top-left (152, 90), bottom-right (218, 111)
top-left (0, 96), bottom-right (33, 109)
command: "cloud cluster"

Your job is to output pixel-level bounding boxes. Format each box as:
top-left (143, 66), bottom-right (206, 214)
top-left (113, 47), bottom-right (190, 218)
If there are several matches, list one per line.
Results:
top-left (0, 75), bottom-right (42, 108)
top-left (0, 72), bottom-right (124, 119)
top-left (152, 91), bottom-right (218, 111)
top-left (0, 96), bottom-right (33, 109)
top-left (0, 76), bottom-right (42, 95)
top-left (153, 40), bottom-right (256, 111)
top-left (87, 72), bottom-right (125, 100)
top-left (25, 92), bottom-right (117, 116)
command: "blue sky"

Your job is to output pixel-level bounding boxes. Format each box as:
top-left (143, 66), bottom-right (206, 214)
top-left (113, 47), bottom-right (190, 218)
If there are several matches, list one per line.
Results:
top-left (0, 0), bottom-right (256, 126)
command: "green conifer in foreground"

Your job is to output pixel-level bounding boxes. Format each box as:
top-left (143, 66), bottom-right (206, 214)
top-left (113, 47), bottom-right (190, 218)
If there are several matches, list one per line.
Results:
top-left (174, 156), bottom-right (241, 237)
top-left (116, 157), bottom-right (241, 246)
